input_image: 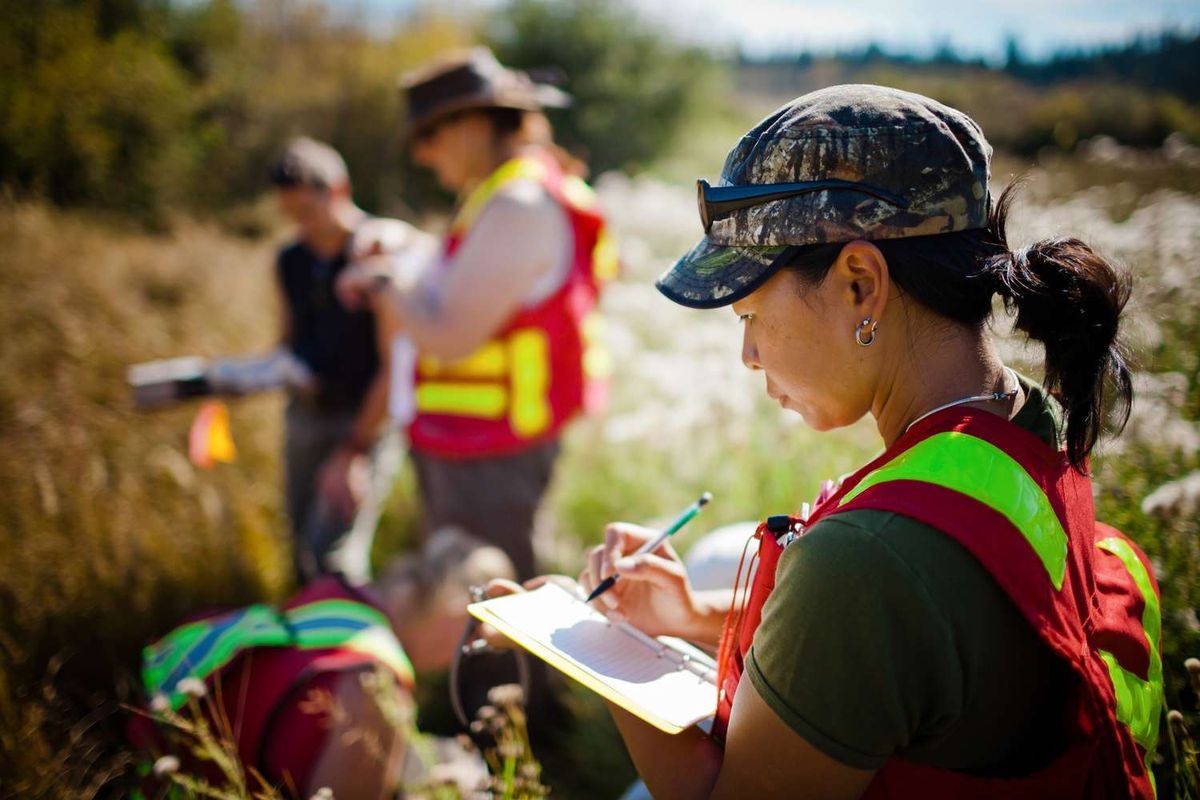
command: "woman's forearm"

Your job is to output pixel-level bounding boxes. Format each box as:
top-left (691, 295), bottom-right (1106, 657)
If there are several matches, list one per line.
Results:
top-left (608, 703), bottom-right (723, 800)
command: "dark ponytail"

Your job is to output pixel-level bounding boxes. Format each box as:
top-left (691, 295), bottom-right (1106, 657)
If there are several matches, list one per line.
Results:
top-left (982, 183), bottom-right (1133, 471)
top-left (785, 180), bottom-right (1133, 472)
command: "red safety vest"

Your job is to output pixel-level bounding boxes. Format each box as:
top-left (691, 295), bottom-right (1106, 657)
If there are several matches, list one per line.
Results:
top-left (714, 407), bottom-right (1162, 799)
top-left (408, 149), bottom-right (616, 459)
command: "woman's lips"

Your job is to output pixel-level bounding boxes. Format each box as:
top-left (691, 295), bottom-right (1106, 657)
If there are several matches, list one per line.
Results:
top-left (766, 379), bottom-right (789, 407)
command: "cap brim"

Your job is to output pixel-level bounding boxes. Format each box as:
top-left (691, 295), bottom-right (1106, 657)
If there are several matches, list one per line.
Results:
top-left (655, 237), bottom-right (794, 309)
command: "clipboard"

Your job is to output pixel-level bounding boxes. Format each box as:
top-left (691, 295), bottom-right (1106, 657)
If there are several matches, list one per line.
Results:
top-left (468, 582), bottom-right (717, 734)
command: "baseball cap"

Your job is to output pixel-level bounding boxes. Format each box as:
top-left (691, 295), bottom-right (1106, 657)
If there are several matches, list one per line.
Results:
top-left (656, 84), bottom-right (993, 309)
top-left (268, 137), bottom-right (349, 191)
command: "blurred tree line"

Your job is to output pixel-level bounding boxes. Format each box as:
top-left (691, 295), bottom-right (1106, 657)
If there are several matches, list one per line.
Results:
top-left (0, 0), bottom-right (712, 225)
top-left (3, 0), bottom-right (1196, 225)
top-left (739, 31), bottom-right (1200, 156)
top-left (1006, 32), bottom-right (1200, 104)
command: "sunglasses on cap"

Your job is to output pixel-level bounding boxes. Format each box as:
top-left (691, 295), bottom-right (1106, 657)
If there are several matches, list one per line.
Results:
top-left (696, 178), bottom-right (909, 234)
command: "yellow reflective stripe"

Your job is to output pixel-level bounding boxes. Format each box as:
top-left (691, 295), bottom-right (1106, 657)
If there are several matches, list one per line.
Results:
top-left (342, 627), bottom-right (416, 687)
top-left (1097, 536), bottom-right (1163, 759)
top-left (416, 383), bottom-right (507, 418)
top-left (581, 312), bottom-right (612, 380)
top-left (508, 329), bottom-right (552, 437)
top-left (561, 174), bottom-right (598, 209)
top-left (592, 227), bottom-right (619, 283)
top-left (418, 342), bottom-right (507, 379)
top-left (452, 156), bottom-right (549, 234)
top-left (414, 328), bottom-right (555, 433)
top-left (1100, 652), bottom-right (1161, 754)
top-left (839, 432), bottom-right (1069, 589)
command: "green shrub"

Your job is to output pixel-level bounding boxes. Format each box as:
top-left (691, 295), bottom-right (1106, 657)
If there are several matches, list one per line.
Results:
top-left (488, 0), bottom-right (716, 175)
top-left (0, 3), bottom-right (194, 222)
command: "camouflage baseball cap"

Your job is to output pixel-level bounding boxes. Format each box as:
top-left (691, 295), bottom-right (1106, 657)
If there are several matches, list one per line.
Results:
top-left (657, 84), bottom-right (993, 308)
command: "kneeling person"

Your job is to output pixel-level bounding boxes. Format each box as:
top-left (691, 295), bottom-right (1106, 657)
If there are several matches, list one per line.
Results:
top-left (131, 530), bottom-right (512, 799)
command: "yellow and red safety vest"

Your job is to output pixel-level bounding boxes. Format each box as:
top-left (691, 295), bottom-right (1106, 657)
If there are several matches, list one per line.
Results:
top-left (716, 407), bottom-right (1163, 799)
top-left (408, 149), bottom-right (616, 458)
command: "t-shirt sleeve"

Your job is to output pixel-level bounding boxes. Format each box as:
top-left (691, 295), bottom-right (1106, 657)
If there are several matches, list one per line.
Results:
top-left (744, 511), bottom-right (965, 770)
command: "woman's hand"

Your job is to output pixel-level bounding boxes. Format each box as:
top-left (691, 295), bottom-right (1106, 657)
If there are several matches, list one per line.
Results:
top-left (475, 576), bottom-right (575, 650)
top-left (579, 523), bottom-right (708, 641)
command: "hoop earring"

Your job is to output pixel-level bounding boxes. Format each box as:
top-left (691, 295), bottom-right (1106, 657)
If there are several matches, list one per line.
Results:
top-left (855, 317), bottom-right (878, 347)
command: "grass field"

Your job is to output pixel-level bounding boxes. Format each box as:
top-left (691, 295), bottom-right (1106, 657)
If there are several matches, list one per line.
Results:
top-left (2, 138), bottom-right (1199, 796)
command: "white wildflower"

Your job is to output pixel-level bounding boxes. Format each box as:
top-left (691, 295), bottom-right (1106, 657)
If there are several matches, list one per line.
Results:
top-left (152, 755), bottom-right (180, 778)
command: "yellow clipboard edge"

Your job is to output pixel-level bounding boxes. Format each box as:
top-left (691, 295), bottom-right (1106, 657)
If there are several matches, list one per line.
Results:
top-left (469, 601), bottom-right (705, 735)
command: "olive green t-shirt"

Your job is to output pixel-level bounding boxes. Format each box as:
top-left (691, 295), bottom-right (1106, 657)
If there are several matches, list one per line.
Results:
top-left (745, 379), bottom-right (1074, 774)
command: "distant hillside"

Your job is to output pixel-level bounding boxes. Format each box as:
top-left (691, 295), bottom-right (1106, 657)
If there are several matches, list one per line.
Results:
top-left (740, 31), bottom-right (1200, 99)
top-left (1007, 32), bottom-right (1200, 103)
top-left (733, 32), bottom-right (1200, 154)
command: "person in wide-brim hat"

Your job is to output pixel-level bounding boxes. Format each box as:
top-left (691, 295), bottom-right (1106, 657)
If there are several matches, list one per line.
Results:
top-left (338, 43), bottom-right (609, 730)
top-left (336, 46), bottom-right (614, 731)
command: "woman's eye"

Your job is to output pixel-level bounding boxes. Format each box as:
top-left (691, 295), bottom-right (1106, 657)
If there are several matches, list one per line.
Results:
top-left (738, 313), bottom-right (755, 324)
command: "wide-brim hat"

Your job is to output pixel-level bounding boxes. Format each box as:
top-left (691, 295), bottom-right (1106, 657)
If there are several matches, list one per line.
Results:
top-left (401, 47), bottom-right (571, 138)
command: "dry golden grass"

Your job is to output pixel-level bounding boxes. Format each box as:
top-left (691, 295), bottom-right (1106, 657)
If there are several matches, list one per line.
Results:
top-left (4, 146), bottom-right (1200, 795)
top-left (0, 202), bottom-right (294, 795)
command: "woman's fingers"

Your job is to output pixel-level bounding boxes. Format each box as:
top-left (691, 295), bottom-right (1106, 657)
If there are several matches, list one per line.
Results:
top-left (589, 544), bottom-right (605, 584)
top-left (483, 578), bottom-right (524, 599)
top-left (473, 580), bottom-right (520, 650)
top-left (601, 522), bottom-right (654, 580)
top-left (478, 621), bottom-right (515, 651)
top-left (612, 552), bottom-right (687, 589)
top-left (599, 525), bottom-right (625, 581)
top-left (580, 545), bottom-right (605, 600)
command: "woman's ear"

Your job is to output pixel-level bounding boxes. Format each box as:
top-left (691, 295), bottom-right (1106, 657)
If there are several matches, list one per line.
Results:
top-left (832, 240), bottom-right (890, 322)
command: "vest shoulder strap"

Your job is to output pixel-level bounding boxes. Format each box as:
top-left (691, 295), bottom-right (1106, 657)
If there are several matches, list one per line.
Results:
top-left (837, 428), bottom-right (1070, 589)
top-left (451, 153), bottom-right (556, 235)
top-left (1093, 526), bottom-right (1164, 759)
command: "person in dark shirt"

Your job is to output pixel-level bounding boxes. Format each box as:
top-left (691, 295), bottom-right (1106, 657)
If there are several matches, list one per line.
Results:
top-left (269, 137), bottom-right (427, 584)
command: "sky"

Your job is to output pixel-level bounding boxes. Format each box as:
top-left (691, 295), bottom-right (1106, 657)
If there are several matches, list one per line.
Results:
top-left (361, 0), bottom-right (1200, 62)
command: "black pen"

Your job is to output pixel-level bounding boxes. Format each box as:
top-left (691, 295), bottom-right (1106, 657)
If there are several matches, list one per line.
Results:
top-left (586, 492), bottom-right (713, 603)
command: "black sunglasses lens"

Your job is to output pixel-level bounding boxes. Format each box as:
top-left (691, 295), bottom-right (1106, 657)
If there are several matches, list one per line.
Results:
top-left (697, 179), bottom-right (711, 232)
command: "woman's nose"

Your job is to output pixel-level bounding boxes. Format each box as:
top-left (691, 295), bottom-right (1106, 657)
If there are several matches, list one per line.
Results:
top-left (741, 329), bottom-right (762, 371)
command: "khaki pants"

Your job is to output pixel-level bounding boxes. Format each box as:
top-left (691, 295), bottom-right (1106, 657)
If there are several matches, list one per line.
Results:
top-left (410, 440), bottom-right (567, 739)
top-left (410, 439), bottom-right (560, 581)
